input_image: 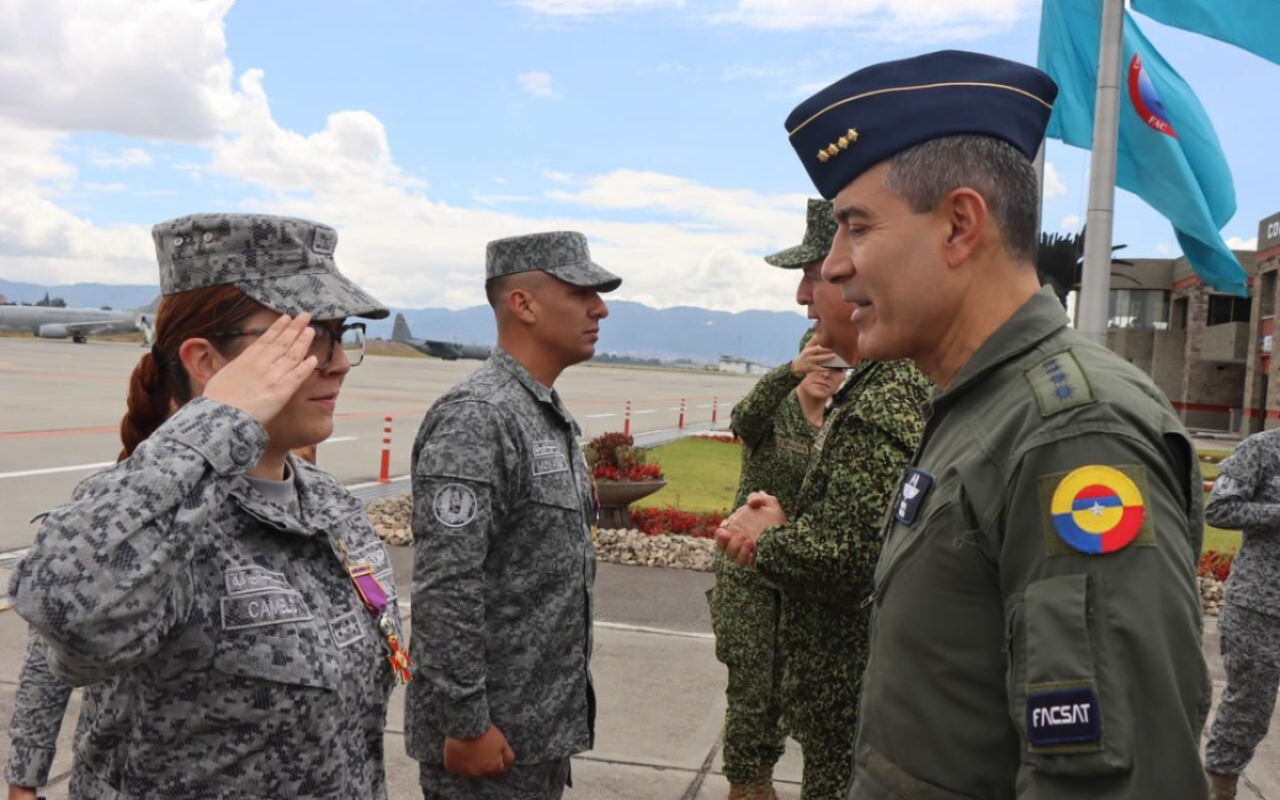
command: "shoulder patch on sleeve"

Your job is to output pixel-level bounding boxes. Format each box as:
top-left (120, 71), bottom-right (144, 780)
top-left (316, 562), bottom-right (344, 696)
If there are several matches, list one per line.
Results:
top-left (1024, 351), bottom-right (1096, 418)
top-left (432, 483), bottom-right (479, 527)
top-left (1038, 465), bottom-right (1156, 556)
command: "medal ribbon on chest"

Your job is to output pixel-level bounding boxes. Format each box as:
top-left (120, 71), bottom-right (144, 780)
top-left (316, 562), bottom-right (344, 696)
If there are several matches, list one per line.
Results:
top-left (340, 542), bottom-right (412, 684)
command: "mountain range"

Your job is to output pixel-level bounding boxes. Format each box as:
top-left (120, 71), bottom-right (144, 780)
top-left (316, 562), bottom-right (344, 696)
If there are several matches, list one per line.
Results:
top-left (0, 278), bottom-right (811, 365)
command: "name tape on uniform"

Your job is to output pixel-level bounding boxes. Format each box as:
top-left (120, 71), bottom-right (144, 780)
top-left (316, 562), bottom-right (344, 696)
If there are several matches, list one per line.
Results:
top-left (532, 439), bottom-right (569, 476)
top-left (221, 589), bottom-right (314, 631)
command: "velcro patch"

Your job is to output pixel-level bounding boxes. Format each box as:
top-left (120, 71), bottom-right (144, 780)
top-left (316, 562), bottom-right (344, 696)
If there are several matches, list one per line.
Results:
top-left (1027, 686), bottom-right (1101, 748)
top-left (1024, 351), bottom-right (1095, 417)
top-left (328, 609), bottom-right (367, 649)
top-left (224, 566), bottom-right (292, 597)
top-left (1038, 465), bottom-right (1156, 557)
top-left (532, 439), bottom-right (569, 476)
top-left (312, 226), bottom-right (337, 255)
top-left (895, 468), bottom-right (934, 526)
top-left (221, 590), bottom-right (313, 631)
top-left (433, 483), bottom-right (478, 527)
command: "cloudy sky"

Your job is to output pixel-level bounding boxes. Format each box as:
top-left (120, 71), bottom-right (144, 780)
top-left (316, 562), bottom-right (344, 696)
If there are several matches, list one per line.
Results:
top-left (1, 0), bottom-right (1275, 313)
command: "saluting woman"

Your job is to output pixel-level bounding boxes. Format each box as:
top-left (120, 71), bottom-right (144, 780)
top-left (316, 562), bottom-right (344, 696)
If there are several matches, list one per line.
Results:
top-left (9, 214), bottom-right (409, 799)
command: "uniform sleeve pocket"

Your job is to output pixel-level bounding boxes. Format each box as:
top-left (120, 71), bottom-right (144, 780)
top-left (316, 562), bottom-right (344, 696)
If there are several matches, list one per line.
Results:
top-left (1007, 574), bottom-right (1131, 776)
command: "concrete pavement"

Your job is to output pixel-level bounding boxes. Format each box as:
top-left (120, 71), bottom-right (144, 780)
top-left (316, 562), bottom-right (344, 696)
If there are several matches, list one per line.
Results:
top-left (4, 554), bottom-right (1280, 798)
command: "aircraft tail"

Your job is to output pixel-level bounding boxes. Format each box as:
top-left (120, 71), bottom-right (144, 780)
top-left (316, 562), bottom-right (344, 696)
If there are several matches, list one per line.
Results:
top-left (392, 313), bottom-right (413, 343)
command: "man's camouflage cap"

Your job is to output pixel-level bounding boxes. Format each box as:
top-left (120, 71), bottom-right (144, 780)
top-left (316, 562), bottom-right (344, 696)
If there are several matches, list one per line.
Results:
top-left (151, 213), bottom-right (389, 320)
top-left (765, 198), bottom-right (836, 269)
top-left (785, 50), bottom-right (1057, 199)
top-left (485, 231), bottom-right (622, 292)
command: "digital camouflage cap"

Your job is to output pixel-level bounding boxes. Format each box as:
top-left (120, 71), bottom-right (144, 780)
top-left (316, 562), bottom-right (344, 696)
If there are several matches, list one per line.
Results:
top-left (151, 213), bottom-right (389, 320)
top-left (764, 199), bottom-right (837, 269)
top-left (485, 231), bottom-right (622, 292)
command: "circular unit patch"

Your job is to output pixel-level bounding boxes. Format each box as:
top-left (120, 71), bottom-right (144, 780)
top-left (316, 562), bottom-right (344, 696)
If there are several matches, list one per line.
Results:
top-left (432, 483), bottom-right (478, 528)
top-left (1049, 466), bottom-right (1145, 555)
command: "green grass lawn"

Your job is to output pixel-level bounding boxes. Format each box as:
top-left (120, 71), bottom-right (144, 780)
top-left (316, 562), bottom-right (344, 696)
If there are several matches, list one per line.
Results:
top-left (633, 438), bottom-right (741, 514)
top-left (633, 439), bottom-right (1243, 555)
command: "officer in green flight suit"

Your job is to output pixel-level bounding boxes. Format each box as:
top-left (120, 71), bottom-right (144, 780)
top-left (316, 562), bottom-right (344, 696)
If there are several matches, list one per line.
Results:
top-left (771, 50), bottom-right (1210, 799)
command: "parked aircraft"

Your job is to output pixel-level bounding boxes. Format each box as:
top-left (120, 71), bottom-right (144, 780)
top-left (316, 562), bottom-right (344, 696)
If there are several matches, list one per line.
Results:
top-left (390, 313), bottom-right (490, 361)
top-left (0, 298), bottom-right (158, 344)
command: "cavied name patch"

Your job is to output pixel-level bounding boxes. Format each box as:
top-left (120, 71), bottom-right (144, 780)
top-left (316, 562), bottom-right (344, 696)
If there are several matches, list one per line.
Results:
top-left (532, 439), bottom-right (569, 476)
top-left (221, 590), bottom-right (313, 631)
top-left (1027, 686), bottom-right (1102, 748)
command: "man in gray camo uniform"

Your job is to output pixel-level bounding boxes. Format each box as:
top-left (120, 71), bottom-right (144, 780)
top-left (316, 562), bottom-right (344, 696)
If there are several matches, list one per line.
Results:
top-left (406, 231), bottom-right (621, 799)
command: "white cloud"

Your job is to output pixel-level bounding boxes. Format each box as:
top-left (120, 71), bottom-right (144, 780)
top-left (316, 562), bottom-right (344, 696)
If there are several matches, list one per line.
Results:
top-left (91, 147), bottom-right (152, 169)
top-left (518, 72), bottom-right (558, 98)
top-left (493, 176), bottom-right (509, 185)
top-left (1060, 214), bottom-right (1081, 230)
top-left (84, 182), bottom-right (128, 192)
top-left (0, 0), bottom-right (242, 141)
top-left (712, 0), bottom-right (1032, 39)
top-left (1227, 236), bottom-right (1258, 251)
top-left (1043, 162), bottom-right (1066, 200)
top-left (517, 0), bottom-right (684, 15)
top-left (1155, 243), bottom-right (1173, 255)
top-left (0, 0), bottom-right (813, 314)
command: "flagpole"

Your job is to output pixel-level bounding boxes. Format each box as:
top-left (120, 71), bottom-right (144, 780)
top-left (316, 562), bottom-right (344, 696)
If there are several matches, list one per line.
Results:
top-left (1077, 0), bottom-right (1126, 344)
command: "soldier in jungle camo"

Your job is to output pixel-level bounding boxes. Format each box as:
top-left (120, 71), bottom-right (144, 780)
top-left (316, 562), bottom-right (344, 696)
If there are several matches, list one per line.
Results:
top-left (710, 316), bottom-right (844, 800)
top-left (716, 198), bottom-right (930, 800)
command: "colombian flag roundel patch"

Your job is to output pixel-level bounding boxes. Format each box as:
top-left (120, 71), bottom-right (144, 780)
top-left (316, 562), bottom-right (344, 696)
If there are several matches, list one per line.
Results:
top-left (1049, 465), bottom-right (1146, 554)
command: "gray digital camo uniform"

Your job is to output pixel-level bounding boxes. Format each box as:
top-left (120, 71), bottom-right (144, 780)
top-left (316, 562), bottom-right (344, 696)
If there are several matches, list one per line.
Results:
top-left (4, 631), bottom-right (74, 789)
top-left (8, 397), bottom-right (400, 799)
top-left (1205, 429), bottom-right (1280, 775)
top-left (407, 346), bottom-right (596, 797)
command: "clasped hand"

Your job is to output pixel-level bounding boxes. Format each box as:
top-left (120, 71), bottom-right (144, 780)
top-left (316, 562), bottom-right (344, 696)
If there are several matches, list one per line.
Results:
top-left (714, 492), bottom-right (786, 567)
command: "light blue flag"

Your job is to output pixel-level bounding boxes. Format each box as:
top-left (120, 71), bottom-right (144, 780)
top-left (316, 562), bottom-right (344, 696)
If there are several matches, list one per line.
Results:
top-left (1132, 0), bottom-right (1280, 66)
top-left (1039, 0), bottom-right (1247, 295)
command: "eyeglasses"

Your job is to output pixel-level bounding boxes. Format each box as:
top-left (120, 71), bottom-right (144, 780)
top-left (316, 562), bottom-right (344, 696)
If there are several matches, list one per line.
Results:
top-left (210, 322), bottom-right (366, 370)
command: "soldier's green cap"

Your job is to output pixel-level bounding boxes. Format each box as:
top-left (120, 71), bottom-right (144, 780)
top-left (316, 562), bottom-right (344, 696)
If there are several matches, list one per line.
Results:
top-left (485, 231), bottom-right (622, 292)
top-left (764, 199), bottom-right (837, 269)
top-left (151, 213), bottom-right (389, 320)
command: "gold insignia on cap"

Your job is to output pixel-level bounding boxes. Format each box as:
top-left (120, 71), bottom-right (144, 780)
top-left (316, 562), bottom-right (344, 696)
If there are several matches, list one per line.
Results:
top-left (817, 127), bottom-right (859, 166)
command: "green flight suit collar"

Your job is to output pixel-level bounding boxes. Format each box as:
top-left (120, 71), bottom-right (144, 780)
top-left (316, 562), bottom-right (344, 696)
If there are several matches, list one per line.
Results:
top-left (935, 285), bottom-right (1068, 408)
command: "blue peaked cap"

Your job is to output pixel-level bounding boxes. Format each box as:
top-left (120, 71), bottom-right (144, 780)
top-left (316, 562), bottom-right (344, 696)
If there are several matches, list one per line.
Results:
top-left (785, 50), bottom-right (1059, 199)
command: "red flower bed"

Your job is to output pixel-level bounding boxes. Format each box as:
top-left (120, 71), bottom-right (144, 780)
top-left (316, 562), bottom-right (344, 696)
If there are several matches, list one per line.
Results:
top-left (630, 507), bottom-right (725, 539)
top-left (1199, 550), bottom-right (1233, 582)
top-left (586, 431), bottom-right (665, 482)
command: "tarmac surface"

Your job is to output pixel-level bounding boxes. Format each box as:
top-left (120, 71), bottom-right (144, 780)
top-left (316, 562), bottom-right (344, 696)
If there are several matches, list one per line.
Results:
top-left (0, 337), bottom-right (757, 552)
top-left (2, 337), bottom-right (1279, 798)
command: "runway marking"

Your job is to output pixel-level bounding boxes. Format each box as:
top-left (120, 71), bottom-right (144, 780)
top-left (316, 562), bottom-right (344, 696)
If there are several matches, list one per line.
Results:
top-left (0, 461), bottom-right (115, 480)
top-left (633, 409), bottom-right (657, 415)
top-left (349, 474), bottom-right (412, 491)
top-left (696, 404), bottom-right (712, 409)
top-left (0, 424), bottom-right (118, 441)
top-left (319, 436), bottom-right (358, 446)
top-left (584, 413), bottom-right (616, 419)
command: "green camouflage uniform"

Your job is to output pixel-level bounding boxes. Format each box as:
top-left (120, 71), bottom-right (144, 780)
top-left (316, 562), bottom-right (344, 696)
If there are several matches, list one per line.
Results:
top-left (710, 356), bottom-right (819, 784)
top-left (753, 359), bottom-right (930, 800)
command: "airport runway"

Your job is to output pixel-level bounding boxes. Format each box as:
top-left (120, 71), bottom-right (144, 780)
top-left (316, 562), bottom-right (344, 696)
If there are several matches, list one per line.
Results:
top-left (0, 337), bottom-right (760, 551)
